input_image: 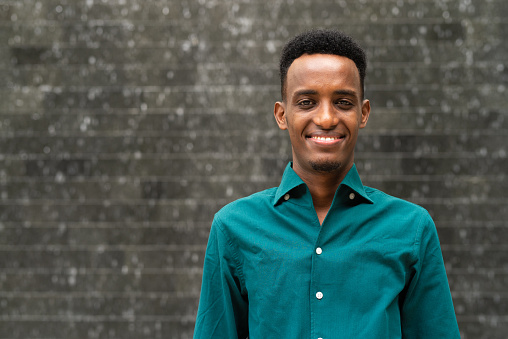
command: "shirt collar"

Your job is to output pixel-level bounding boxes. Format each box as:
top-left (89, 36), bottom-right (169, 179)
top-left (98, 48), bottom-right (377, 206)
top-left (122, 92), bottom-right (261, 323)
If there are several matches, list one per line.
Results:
top-left (273, 162), bottom-right (374, 206)
top-left (273, 163), bottom-right (306, 205)
top-left (339, 163), bottom-right (374, 204)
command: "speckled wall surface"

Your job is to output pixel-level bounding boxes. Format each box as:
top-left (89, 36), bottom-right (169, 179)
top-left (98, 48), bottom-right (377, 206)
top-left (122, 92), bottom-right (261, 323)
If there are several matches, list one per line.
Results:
top-left (0, 0), bottom-right (507, 338)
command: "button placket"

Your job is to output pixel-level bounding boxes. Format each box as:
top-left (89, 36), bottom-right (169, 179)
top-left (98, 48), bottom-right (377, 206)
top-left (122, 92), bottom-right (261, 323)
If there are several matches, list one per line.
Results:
top-left (311, 208), bottom-right (326, 338)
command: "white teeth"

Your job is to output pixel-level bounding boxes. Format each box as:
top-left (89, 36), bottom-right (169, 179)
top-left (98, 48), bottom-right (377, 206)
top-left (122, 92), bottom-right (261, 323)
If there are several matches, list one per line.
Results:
top-left (313, 136), bottom-right (338, 141)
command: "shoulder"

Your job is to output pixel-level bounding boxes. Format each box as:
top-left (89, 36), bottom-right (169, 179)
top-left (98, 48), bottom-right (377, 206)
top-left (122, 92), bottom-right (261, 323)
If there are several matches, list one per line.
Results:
top-left (214, 187), bottom-right (278, 225)
top-left (364, 186), bottom-right (431, 219)
top-left (363, 186), bottom-right (439, 261)
top-left (363, 186), bottom-right (436, 241)
top-left (210, 187), bottom-right (278, 247)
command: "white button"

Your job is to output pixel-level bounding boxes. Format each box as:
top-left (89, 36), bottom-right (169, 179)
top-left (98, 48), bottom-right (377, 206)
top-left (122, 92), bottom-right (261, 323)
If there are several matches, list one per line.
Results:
top-left (316, 291), bottom-right (323, 300)
top-left (349, 192), bottom-right (355, 200)
top-left (316, 247), bottom-right (322, 255)
top-left (284, 193), bottom-right (290, 201)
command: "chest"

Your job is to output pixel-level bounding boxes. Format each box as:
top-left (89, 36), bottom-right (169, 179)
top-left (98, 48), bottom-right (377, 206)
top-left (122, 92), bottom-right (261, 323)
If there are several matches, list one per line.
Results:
top-left (237, 204), bottom-right (415, 301)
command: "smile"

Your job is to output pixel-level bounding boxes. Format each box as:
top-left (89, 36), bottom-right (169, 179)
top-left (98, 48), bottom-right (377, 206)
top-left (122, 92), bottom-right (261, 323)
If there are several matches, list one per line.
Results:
top-left (308, 135), bottom-right (344, 145)
top-left (311, 136), bottom-right (341, 141)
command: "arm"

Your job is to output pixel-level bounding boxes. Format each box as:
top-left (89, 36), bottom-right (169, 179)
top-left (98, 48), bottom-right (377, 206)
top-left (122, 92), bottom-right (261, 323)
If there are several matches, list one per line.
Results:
top-left (193, 216), bottom-right (249, 338)
top-left (401, 212), bottom-right (460, 338)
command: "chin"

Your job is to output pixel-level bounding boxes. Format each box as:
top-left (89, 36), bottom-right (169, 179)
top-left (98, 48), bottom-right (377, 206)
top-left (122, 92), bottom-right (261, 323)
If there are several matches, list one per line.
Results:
top-left (309, 160), bottom-right (342, 173)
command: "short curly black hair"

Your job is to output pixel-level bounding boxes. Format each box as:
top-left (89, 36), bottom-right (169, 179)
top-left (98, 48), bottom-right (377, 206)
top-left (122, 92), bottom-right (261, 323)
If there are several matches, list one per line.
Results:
top-left (279, 29), bottom-right (367, 100)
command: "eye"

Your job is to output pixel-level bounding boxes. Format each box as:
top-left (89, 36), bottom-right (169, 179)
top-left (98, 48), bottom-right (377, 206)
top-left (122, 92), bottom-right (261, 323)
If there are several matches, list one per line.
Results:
top-left (297, 99), bottom-right (314, 107)
top-left (336, 100), bottom-right (353, 107)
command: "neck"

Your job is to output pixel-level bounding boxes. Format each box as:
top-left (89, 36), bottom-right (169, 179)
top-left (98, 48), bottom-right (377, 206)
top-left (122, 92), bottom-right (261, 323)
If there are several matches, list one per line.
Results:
top-left (293, 162), bottom-right (352, 224)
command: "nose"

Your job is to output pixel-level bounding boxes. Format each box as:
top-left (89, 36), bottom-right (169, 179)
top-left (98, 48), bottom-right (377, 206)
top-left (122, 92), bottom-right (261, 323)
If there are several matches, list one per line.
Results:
top-left (313, 102), bottom-right (339, 129)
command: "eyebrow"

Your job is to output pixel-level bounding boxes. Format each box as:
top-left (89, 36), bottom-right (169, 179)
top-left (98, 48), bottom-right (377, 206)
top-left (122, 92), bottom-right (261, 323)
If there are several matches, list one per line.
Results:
top-left (333, 89), bottom-right (358, 97)
top-left (293, 89), bottom-right (318, 97)
top-left (293, 89), bottom-right (359, 98)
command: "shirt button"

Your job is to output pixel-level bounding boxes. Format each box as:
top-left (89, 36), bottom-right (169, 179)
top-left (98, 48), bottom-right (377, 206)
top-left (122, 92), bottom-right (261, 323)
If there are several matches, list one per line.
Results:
top-left (349, 192), bottom-right (355, 200)
top-left (284, 193), bottom-right (290, 201)
top-left (316, 291), bottom-right (323, 300)
top-left (316, 247), bottom-right (322, 255)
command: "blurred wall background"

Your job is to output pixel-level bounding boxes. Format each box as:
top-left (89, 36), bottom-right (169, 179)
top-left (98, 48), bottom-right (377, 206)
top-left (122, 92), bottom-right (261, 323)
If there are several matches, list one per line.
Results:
top-left (1, 0), bottom-right (507, 338)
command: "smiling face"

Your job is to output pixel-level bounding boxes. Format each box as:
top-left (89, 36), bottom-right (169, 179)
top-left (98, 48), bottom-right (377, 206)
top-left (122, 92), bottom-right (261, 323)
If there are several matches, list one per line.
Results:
top-left (274, 53), bottom-right (371, 178)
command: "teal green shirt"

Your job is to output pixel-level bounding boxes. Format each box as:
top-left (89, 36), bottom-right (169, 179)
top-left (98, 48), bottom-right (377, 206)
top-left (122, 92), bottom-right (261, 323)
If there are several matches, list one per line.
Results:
top-left (194, 163), bottom-right (460, 338)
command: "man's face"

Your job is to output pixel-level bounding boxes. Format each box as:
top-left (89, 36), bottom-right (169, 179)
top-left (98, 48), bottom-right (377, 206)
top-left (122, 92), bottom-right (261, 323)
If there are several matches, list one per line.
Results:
top-left (274, 54), bottom-right (370, 176)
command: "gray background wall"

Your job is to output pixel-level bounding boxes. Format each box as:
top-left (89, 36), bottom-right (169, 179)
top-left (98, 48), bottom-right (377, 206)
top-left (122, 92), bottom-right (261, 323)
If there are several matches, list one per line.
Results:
top-left (1, 0), bottom-right (507, 338)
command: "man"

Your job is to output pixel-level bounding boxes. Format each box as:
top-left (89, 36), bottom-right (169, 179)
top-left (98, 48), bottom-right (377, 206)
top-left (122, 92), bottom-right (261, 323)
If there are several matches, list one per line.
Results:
top-left (194, 29), bottom-right (460, 338)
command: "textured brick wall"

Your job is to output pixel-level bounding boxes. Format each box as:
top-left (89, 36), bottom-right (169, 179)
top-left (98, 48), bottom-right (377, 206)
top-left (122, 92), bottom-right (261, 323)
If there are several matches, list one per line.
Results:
top-left (1, 0), bottom-right (507, 338)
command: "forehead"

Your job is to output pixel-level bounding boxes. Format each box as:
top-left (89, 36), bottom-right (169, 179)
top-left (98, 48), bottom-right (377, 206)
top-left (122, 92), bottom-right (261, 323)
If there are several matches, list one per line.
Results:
top-left (286, 54), bottom-right (361, 96)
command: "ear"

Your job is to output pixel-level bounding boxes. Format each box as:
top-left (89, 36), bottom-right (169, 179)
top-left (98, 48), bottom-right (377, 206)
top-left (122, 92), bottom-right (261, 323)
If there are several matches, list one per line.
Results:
top-left (359, 99), bottom-right (371, 129)
top-left (274, 101), bottom-right (288, 130)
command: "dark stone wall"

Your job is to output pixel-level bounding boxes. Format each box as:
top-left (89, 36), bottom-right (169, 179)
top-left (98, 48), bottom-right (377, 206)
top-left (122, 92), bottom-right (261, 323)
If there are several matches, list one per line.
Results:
top-left (1, 0), bottom-right (507, 338)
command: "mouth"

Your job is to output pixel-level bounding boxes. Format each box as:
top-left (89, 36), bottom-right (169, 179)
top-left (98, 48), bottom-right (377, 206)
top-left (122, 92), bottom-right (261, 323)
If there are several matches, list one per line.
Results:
top-left (308, 134), bottom-right (345, 145)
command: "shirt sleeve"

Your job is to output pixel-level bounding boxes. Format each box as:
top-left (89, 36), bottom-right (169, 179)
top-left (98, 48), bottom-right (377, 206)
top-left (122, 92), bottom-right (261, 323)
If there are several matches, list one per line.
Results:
top-left (193, 215), bottom-right (249, 339)
top-left (401, 212), bottom-right (461, 338)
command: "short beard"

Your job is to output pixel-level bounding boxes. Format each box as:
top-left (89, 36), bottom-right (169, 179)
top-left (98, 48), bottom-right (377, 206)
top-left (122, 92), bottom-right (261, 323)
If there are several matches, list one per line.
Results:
top-left (309, 160), bottom-right (342, 173)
